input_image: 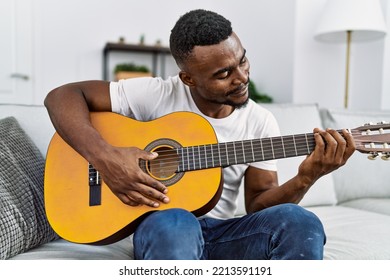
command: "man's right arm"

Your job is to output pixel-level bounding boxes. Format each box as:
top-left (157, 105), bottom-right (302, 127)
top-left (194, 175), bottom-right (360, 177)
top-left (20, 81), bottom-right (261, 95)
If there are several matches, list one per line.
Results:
top-left (44, 80), bottom-right (112, 161)
top-left (44, 80), bottom-right (169, 207)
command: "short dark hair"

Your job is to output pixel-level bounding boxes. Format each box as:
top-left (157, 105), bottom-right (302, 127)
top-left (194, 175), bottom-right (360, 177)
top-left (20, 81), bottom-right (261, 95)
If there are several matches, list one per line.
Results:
top-left (169, 9), bottom-right (233, 67)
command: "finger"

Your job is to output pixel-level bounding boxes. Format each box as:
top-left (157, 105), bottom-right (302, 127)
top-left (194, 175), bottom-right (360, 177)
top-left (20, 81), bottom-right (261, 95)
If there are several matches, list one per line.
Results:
top-left (142, 174), bottom-right (168, 194)
top-left (125, 190), bottom-right (162, 208)
top-left (313, 129), bottom-right (326, 155)
top-left (134, 178), bottom-right (170, 204)
top-left (139, 150), bottom-right (159, 160)
top-left (319, 129), bottom-right (338, 157)
top-left (341, 129), bottom-right (356, 159)
top-left (117, 193), bottom-right (140, 207)
top-left (326, 128), bottom-right (347, 161)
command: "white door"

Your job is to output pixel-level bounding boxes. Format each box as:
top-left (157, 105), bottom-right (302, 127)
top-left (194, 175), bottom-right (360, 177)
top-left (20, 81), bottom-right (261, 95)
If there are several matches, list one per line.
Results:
top-left (0, 0), bottom-right (33, 104)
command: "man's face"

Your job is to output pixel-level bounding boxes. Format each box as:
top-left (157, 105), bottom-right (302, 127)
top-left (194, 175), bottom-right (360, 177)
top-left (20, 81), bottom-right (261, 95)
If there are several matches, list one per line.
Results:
top-left (180, 32), bottom-right (250, 115)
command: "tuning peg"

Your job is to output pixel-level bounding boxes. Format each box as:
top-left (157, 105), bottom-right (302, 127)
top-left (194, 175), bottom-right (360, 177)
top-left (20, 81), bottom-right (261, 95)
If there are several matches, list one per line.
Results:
top-left (381, 145), bottom-right (390, 159)
top-left (381, 154), bottom-right (390, 161)
top-left (368, 152), bottom-right (379, 160)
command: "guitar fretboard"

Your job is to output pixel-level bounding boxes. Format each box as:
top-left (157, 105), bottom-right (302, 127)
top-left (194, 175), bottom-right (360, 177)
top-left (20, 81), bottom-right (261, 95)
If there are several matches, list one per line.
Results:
top-left (176, 133), bottom-right (316, 172)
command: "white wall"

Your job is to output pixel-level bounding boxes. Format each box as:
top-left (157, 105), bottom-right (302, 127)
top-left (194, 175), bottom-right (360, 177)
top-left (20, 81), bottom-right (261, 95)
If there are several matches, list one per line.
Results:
top-left (31, 0), bottom-right (294, 105)
top-left (14, 0), bottom-right (390, 109)
top-left (294, 0), bottom-right (389, 110)
top-left (382, 0), bottom-right (390, 110)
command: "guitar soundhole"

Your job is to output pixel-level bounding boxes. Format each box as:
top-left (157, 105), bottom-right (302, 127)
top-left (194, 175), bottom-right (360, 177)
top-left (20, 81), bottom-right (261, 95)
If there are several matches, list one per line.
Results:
top-left (140, 138), bottom-right (184, 186)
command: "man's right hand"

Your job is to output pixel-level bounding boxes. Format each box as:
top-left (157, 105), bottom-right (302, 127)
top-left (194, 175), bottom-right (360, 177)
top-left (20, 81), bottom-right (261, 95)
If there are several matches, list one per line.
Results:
top-left (92, 145), bottom-right (170, 208)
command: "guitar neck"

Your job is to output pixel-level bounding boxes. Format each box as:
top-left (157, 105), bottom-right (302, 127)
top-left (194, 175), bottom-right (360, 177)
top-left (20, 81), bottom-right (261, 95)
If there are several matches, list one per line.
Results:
top-left (176, 133), bottom-right (316, 172)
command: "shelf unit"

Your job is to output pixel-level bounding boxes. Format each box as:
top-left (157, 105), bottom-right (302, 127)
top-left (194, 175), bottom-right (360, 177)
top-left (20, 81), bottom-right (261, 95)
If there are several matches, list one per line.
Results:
top-left (103, 42), bottom-right (171, 80)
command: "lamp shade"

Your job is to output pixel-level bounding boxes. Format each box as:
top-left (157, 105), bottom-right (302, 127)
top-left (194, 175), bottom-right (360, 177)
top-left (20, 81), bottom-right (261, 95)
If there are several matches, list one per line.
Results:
top-left (314, 0), bottom-right (387, 42)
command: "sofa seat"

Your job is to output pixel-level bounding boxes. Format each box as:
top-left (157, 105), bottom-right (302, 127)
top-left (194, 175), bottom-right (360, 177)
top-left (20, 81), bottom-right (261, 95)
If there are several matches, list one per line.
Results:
top-left (9, 237), bottom-right (134, 260)
top-left (310, 206), bottom-right (390, 260)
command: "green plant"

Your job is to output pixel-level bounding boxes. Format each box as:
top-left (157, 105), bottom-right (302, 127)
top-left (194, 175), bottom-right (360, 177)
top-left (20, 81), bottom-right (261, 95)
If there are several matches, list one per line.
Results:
top-left (114, 63), bottom-right (150, 73)
top-left (248, 80), bottom-right (273, 103)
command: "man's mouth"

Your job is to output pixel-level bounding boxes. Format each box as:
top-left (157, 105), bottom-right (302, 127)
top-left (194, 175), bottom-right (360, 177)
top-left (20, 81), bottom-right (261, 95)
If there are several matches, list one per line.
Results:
top-left (227, 84), bottom-right (248, 97)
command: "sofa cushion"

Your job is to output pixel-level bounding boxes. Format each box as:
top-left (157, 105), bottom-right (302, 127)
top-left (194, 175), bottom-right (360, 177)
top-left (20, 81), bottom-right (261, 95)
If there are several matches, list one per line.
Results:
top-left (340, 198), bottom-right (390, 216)
top-left (262, 104), bottom-right (337, 207)
top-left (320, 108), bottom-right (390, 203)
top-left (309, 205), bottom-right (390, 260)
top-left (0, 104), bottom-right (54, 157)
top-left (0, 117), bottom-right (58, 259)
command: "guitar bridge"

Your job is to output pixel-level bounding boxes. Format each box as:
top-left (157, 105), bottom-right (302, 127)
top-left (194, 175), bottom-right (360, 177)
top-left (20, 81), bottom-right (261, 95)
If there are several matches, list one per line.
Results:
top-left (88, 163), bottom-right (101, 206)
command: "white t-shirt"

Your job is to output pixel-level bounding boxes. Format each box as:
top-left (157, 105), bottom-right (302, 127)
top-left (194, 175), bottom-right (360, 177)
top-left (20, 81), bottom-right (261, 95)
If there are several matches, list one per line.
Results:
top-left (109, 75), bottom-right (280, 219)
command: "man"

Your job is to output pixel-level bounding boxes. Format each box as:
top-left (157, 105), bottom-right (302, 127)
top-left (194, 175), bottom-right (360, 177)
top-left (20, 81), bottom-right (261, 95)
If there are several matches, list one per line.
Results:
top-left (44, 9), bottom-right (355, 259)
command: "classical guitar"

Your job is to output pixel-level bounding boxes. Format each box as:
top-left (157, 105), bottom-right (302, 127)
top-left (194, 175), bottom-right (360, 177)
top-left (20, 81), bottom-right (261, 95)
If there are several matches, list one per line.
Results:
top-left (44, 112), bottom-right (390, 245)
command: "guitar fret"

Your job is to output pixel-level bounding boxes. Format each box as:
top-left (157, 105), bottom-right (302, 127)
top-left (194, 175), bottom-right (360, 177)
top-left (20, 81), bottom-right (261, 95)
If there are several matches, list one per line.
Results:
top-left (192, 146), bottom-right (196, 170)
top-left (254, 138), bottom-right (264, 162)
top-left (270, 137), bottom-right (275, 159)
top-left (211, 144), bottom-right (214, 167)
top-left (212, 144), bottom-right (220, 167)
top-left (198, 146), bottom-right (202, 169)
top-left (271, 137), bottom-right (284, 159)
top-left (217, 143), bottom-right (228, 167)
top-left (226, 142), bottom-right (235, 165)
top-left (225, 143), bottom-right (229, 166)
top-left (222, 143), bottom-right (229, 166)
top-left (282, 136), bottom-right (297, 158)
top-left (262, 138), bottom-right (273, 160)
top-left (241, 141), bottom-right (246, 163)
top-left (233, 142), bottom-right (238, 164)
top-left (217, 144), bottom-right (222, 166)
top-left (281, 137), bottom-right (286, 158)
top-left (250, 140), bottom-right (255, 162)
top-left (293, 135), bottom-right (298, 156)
top-left (186, 147), bottom-right (191, 170)
top-left (305, 134), bottom-right (310, 154)
top-left (204, 145), bottom-right (208, 169)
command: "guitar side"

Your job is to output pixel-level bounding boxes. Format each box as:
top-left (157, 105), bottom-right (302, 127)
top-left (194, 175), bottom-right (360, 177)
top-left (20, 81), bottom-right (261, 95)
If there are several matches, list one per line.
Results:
top-left (44, 112), bottom-right (222, 245)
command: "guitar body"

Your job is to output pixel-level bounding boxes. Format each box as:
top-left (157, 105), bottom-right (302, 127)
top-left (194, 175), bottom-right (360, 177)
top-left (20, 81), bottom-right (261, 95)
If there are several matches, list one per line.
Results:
top-left (44, 112), bottom-right (222, 245)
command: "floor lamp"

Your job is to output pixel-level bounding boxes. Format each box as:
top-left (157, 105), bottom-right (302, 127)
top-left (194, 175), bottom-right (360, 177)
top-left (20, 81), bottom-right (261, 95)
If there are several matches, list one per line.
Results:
top-left (314, 0), bottom-right (387, 108)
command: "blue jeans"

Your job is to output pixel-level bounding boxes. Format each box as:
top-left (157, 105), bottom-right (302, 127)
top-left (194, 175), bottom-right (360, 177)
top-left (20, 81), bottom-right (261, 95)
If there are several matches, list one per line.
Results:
top-left (133, 203), bottom-right (325, 260)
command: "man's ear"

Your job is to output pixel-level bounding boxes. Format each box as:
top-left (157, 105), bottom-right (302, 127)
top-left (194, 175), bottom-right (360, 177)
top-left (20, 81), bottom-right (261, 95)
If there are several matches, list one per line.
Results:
top-left (179, 71), bottom-right (195, 87)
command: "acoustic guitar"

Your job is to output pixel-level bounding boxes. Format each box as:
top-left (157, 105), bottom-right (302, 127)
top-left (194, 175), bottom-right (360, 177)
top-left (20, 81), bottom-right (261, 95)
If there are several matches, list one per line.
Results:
top-left (44, 112), bottom-right (390, 245)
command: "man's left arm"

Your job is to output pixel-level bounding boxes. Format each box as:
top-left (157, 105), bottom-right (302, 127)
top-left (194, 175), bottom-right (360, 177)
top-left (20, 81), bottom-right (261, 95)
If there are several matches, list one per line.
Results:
top-left (244, 128), bottom-right (355, 213)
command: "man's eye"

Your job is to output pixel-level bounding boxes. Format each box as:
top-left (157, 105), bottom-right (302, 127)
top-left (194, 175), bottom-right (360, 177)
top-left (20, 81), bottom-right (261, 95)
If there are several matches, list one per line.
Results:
top-left (218, 71), bottom-right (229, 79)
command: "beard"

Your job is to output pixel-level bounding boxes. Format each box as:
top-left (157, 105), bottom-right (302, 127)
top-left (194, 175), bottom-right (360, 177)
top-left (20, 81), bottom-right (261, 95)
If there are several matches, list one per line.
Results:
top-left (222, 78), bottom-right (251, 109)
top-left (224, 94), bottom-right (250, 109)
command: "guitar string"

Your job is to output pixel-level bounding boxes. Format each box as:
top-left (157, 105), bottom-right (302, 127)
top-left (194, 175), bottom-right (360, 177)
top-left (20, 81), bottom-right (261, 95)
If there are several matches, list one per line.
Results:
top-left (146, 135), bottom-right (319, 171)
top-left (148, 130), bottom-right (366, 160)
top-left (148, 129), bottom-right (383, 159)
top-left (145, 130), bottom-right (384, 172)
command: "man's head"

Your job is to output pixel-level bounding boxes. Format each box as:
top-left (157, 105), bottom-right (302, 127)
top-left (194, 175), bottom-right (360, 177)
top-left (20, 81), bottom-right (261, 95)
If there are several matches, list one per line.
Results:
top-left (170, 9), bottom-right (233, 68)
top-left (170, 10), bottom-right (250, 116)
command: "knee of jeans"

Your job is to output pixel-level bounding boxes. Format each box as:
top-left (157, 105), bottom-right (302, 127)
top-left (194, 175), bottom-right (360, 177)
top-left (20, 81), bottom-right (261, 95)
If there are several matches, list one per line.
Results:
top-left (136, 208), bottom-right (201, 236)
top-left (273, 204), bottom-right (325, 235)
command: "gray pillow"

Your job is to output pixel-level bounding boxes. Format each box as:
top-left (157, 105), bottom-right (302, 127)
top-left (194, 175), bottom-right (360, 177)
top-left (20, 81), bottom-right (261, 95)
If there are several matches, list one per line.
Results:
top-left (0, 117), bottom-right (58, 259)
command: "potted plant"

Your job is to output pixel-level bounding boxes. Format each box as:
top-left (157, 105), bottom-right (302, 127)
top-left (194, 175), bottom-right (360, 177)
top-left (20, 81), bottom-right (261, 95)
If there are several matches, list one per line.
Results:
top-left (248, 80), bottom-right (273, 103)
top-left (114, 63), bottom-right (152, 80)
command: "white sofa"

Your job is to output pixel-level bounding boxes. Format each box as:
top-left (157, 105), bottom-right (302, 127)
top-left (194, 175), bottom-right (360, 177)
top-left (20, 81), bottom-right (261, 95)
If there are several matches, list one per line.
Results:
top-left (1, 103), bottom-right (390, 260)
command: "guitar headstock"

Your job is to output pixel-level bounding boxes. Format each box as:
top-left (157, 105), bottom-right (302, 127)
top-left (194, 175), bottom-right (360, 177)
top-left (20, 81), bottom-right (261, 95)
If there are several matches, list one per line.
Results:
top-left (351, 121), bottom-right (390, 160)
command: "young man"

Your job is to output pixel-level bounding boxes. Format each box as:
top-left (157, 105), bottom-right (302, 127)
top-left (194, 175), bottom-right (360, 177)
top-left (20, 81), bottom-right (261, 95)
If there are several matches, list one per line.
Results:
top-left (44, 9), bottom-right (355, 259)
